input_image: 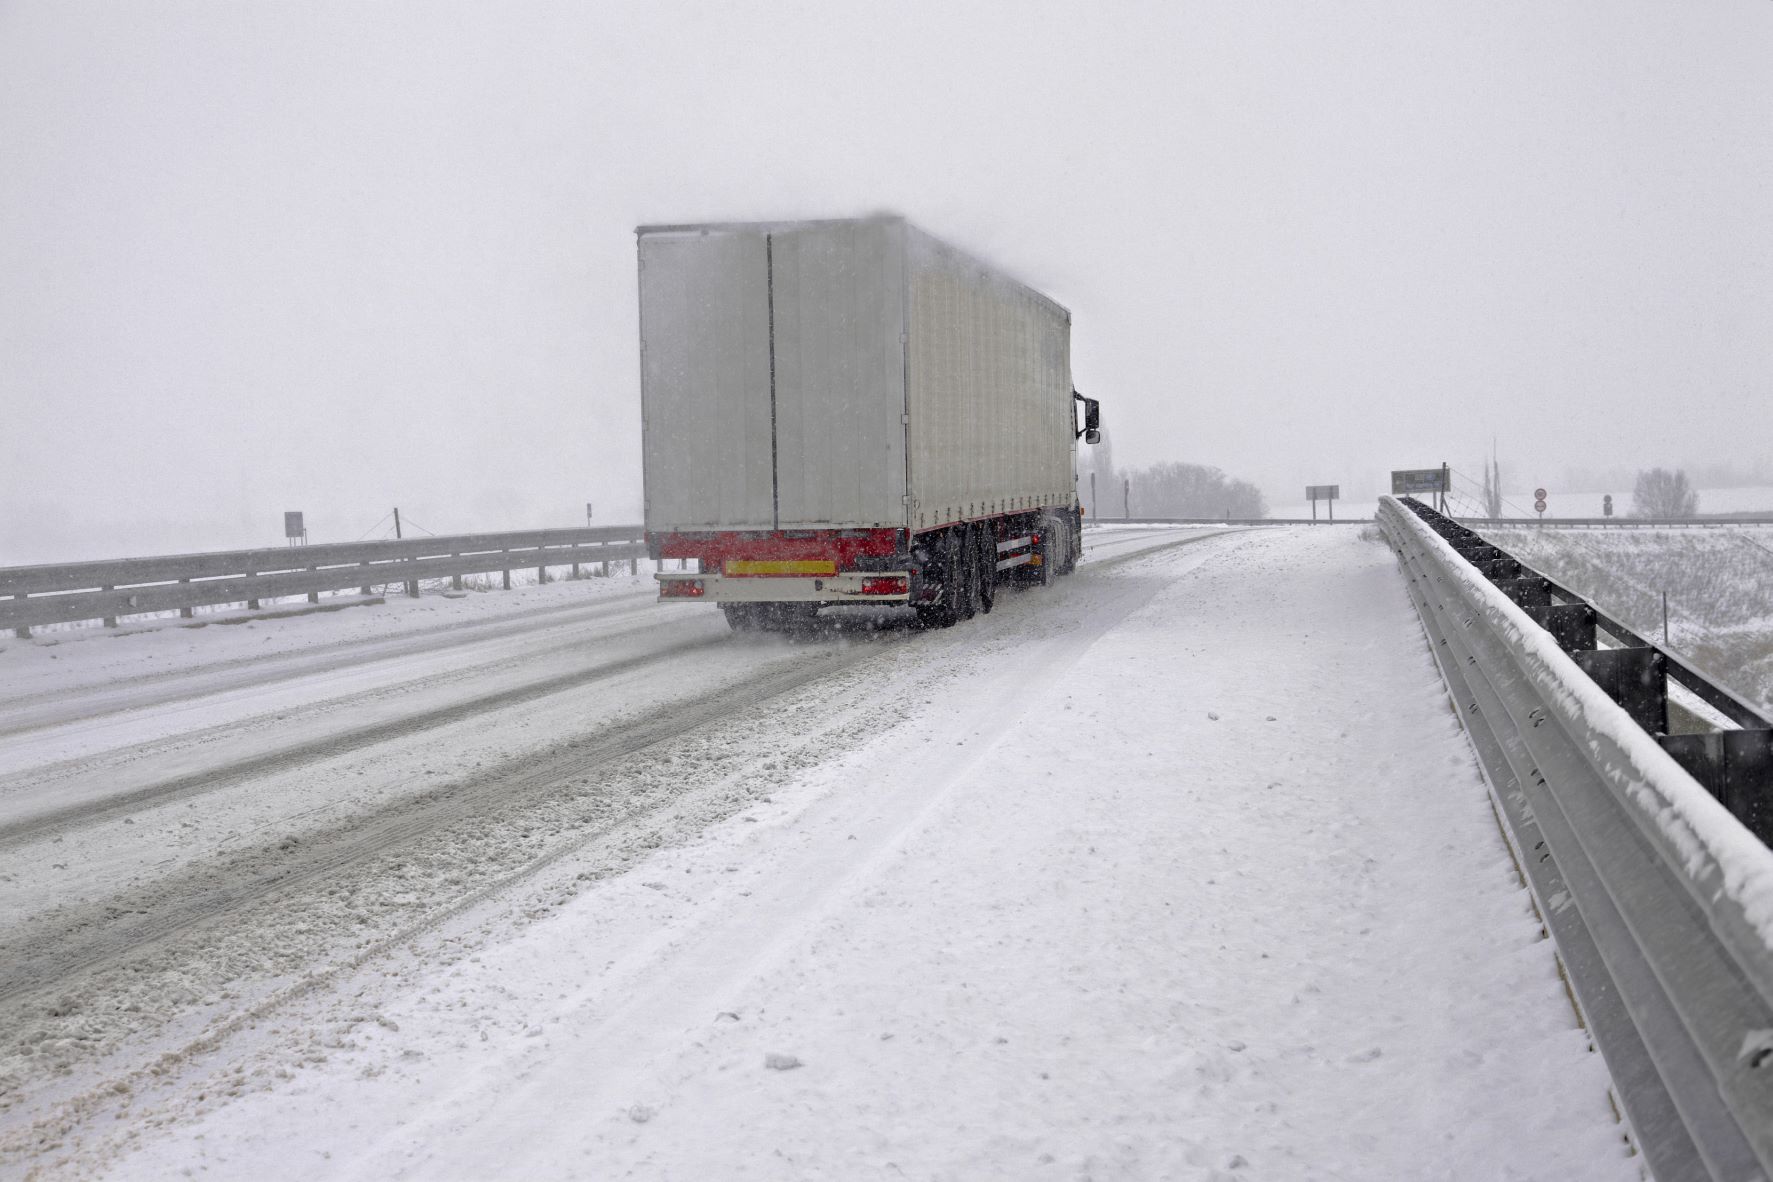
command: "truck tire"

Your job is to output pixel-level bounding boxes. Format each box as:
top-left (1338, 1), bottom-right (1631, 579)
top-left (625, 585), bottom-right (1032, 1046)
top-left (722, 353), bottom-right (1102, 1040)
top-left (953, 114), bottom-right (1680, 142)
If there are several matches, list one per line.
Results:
top-left (956, 527), bottom-right (978, 621)
top-left (1059, 514), bottom-right (1081, 574)
top-left (915, 528), bottom-right (966, 629)
top-left (976, 526), bottom-right (996, 614)
top-left (722, 604), bottom-right (759, 631)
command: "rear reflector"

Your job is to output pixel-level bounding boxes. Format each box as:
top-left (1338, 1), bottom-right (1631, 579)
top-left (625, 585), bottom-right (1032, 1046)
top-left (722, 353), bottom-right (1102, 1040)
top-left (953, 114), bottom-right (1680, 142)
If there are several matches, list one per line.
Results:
top-left (859, 576), bottom-right (909, 596)
top-left (660, 580), bottom-right (705, 598)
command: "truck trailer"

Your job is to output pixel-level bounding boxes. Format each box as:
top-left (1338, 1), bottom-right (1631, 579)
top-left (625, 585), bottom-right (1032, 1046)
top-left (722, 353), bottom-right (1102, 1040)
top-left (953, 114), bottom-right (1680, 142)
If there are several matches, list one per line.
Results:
top-left (638, 215), bottom-right (1101, 630)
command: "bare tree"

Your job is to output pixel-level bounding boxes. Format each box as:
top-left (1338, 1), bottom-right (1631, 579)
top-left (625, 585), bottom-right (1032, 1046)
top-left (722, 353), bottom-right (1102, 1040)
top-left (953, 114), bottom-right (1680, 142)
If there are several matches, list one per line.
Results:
top-left (1631, 468), bottom-right (1699, 518)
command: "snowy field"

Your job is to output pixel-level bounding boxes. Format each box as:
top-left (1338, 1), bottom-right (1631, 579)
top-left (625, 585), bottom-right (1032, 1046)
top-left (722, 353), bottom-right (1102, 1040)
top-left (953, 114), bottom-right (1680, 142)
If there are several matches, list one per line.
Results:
top-left (1269, 485), bottom-right (1773, 523)
top-left (0, 526), bottom-right (1631, 1179)
top-left (1482, 524), bottom-right (1773, 717)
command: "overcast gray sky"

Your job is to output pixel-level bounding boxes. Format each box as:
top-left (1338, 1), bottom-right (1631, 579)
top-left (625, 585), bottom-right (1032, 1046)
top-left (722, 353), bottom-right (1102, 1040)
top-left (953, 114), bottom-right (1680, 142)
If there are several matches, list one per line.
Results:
top-left (3, 0), bottom-right (1770, 561)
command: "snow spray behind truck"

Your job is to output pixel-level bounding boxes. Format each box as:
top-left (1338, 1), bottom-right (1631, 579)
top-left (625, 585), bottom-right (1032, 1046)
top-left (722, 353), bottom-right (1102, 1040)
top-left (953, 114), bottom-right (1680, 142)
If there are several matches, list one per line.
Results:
top-left (638, 215), bottom-right (1102, 630)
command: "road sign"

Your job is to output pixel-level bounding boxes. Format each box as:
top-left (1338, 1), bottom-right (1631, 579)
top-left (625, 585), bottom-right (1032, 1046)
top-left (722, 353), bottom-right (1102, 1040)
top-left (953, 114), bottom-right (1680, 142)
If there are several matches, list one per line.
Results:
top-left (1306, 484), bottom-right (1340, 521)
top-left (1390, 469), bottom-right (1448, 495)
top-left (1534, 487), bottom-right (1547, 500)
top-left (1534, 498), bottom-right (1547, 513)
top-left (1603, 494), bottom-right (1613, 518)
top-left (283, 511), bottom-right (305, 540)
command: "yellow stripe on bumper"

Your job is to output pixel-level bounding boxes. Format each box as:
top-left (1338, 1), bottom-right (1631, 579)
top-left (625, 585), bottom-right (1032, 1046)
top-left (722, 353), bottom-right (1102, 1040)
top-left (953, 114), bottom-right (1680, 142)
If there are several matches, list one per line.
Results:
top-left (723, 559), bottom-right (838, 576)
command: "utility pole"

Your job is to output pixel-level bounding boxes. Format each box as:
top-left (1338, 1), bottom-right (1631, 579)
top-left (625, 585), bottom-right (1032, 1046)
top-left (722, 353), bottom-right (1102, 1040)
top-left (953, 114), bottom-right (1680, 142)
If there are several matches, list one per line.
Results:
top-left (1123, 477), bottom-right (1130, 520)
top-left (393, 507), bottom-right (403, 540)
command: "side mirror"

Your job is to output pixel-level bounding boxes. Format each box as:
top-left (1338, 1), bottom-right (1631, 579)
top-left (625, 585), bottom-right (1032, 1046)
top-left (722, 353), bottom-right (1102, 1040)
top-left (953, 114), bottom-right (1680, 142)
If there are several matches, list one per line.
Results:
top-left (1072, 391), bottom-right (1102, 441)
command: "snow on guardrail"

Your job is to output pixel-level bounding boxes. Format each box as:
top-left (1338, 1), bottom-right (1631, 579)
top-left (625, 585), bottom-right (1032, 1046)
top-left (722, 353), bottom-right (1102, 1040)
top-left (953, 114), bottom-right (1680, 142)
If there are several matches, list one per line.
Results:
top-left (1381, 494), bottom-right (1773, 1181)
top-left (1404, 503), bottom-right (1773, 947)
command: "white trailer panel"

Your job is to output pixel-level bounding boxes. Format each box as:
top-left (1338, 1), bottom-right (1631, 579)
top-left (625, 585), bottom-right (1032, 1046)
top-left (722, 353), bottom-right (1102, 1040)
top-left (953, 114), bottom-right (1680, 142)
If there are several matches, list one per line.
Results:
top-left (638, 231), bottom-right (775, 531)
top-left (768, 220), bottom-right (908, 530)
top-left (638, 216), bottom-right (1077, 538)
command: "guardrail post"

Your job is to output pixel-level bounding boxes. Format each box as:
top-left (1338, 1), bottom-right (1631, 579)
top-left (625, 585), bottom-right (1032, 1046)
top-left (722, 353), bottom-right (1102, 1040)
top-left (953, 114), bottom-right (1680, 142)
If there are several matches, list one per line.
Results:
top-left (1573, 648), bottom-right (1668, 734)
top-left (1522, 603), bottom-right (1597, 654)
top-left (102, 586), bottom-right (117, 628)
top-left (451, 555), bottom-right (463, 592)
top-left (1494, 577), bottom-right (1553, 609)
top-left (178, 577), bottom-right (194, 619)
top-left (247, 571), bottom-right (261, 611)
top-left (537, 562), bottom-right (548, 585)
top-left (307, 566), bottom-right (320, 605)
top-left (359, 562), bottom-right (372, 597)
top-left (12, 594), bottom-right (29, 639)
top-left (1659, 730), bottom-right (1773, 845)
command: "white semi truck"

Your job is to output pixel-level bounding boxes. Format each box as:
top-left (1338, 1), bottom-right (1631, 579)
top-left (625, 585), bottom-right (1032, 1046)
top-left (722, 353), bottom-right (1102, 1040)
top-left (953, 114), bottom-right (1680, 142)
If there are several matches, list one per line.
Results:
top-left (638, 215), bottom-right (1101, 630)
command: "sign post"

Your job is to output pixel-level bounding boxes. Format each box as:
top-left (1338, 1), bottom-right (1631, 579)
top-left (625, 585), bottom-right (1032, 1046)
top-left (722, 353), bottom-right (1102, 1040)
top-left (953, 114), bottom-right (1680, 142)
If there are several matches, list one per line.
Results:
top-left (283, 511), bottom-right (306, 547)
top-left (1534, 487), bottom-right (1548, 521)
top-left (1305, 485), bottom-right (1340, 521)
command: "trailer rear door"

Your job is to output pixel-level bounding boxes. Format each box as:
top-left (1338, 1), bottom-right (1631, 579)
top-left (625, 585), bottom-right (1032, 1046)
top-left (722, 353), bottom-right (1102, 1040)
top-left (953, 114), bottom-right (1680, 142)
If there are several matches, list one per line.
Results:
top-left (639, 231), bottom-right (775, 531)
top-left (767, 221), bottom-right (909, 530)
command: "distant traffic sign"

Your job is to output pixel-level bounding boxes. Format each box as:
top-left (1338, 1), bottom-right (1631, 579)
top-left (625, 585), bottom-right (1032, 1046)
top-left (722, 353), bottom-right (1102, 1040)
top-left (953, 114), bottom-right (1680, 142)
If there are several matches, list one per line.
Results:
top-left (1534, 498), bottom-right (1548, 513)
top-left (1306, 485), bottom-right (1340, 501)
top-left (1390, 468), bottom-right (1448, 495)
top-left (1534, 487), bottom-right (1547, 500)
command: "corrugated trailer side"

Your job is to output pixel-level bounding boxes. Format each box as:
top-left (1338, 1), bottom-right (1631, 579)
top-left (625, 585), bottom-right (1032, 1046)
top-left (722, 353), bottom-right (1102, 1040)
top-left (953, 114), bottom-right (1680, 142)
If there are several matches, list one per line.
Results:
top-left (903, 226), bottom-right (1076, 534)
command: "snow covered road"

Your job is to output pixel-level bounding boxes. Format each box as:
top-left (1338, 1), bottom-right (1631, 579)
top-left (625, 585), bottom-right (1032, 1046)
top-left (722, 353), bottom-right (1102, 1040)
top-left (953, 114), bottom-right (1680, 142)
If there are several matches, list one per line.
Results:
top-left (0, 526), bottom-right (1632, 1179)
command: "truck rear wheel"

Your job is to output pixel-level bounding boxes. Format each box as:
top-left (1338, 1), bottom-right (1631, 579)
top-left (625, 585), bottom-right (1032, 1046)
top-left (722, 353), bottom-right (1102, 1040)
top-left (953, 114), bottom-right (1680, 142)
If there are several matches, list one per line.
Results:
top-left (975, 526), bottom-right (996, 614)
top-left (956, 527), bottom-right (978, 621)
top-left (915, 528), bottom-right (967, 629)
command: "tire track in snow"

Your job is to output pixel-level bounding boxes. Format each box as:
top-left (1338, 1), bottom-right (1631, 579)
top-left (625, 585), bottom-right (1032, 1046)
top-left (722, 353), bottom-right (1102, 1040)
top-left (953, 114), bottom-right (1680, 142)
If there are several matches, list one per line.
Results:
top-left (0, 527), bottom-right (1245, 1163)
top-left (0, 589), bottom-right (659, 738)
top-left (0, 629), bottom-right (916, 1150)
top-left (0, 626), bottom-right (729, 851)
top-left (0, 629), bottom-right (917, 1008)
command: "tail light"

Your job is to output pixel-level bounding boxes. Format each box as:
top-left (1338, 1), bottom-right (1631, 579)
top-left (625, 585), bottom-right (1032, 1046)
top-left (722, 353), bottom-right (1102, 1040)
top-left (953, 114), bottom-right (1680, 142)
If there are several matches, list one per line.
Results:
top-left (859, 576), bottom-right (908, 596)
top-left (660, 580), bottom-right (705, 598)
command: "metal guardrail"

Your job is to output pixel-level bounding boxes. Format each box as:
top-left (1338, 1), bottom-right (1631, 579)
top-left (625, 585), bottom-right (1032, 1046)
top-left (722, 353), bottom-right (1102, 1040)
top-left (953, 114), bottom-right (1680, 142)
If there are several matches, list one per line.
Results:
top-left (2, 527), bottom-right (648, 637)
top-left (1087, 516), bottom-right (1364, 526)
top-left (1381, 495), bottom-right (1773, 1181)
